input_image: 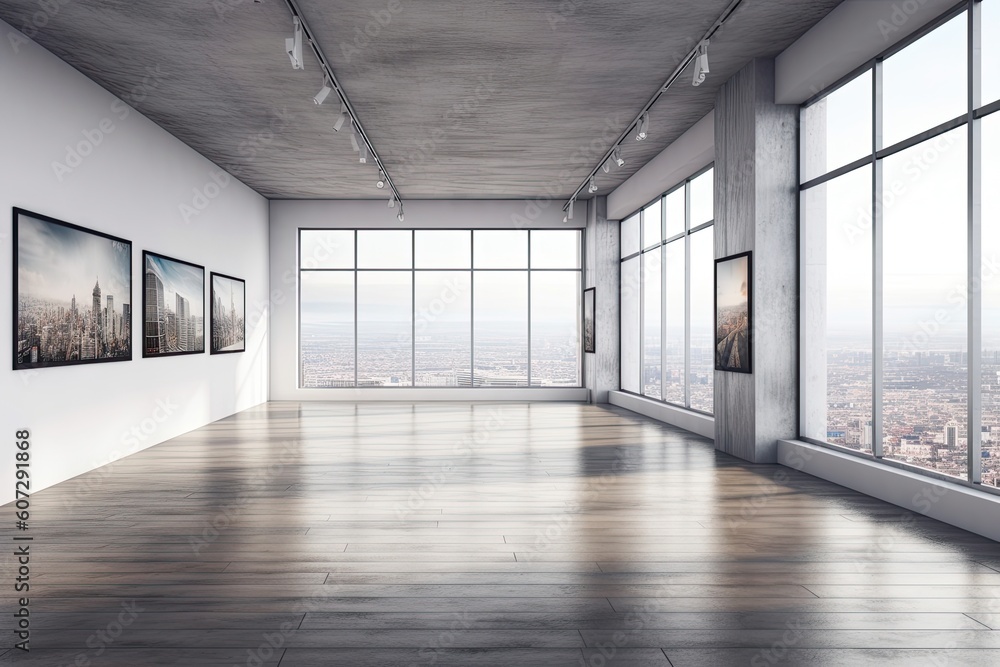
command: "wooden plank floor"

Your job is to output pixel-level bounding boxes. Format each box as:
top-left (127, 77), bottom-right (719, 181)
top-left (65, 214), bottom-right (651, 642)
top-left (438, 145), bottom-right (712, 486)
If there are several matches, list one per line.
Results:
top-left (4, 401), bottom-right (1000, 666)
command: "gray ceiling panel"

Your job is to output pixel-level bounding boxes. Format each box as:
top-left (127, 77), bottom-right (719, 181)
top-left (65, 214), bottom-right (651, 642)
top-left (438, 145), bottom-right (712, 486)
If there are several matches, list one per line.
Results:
top-left (0, 0), bottom-right (842, 199)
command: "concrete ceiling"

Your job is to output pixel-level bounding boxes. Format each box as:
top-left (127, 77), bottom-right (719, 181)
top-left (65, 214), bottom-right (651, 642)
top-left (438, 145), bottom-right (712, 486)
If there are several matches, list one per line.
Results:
top-left (0, 0), bottom-right (842, 200)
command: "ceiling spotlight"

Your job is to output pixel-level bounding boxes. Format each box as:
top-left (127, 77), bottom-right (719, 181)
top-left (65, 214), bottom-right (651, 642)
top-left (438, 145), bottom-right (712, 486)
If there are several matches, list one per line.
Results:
top-left (286, 16), bottom-right (304, 70)
top-left (612, 146), bottom-right (625, 168)
top-left (377, 170), bottom-right (386, 189)
top-left (349, 120), bottom-right (360, 152)
top-left (388, 195), bottom-right (396, 209)
top-left (692, 40), bottom-right (710, 86)
top-left (563, 201), bottom-right (575, 223)
top-left (313, 80), bottom-right (332, 105)
top-left (636, 112), bottom-right (649, 141)
top-left (333, 103), bottom-right (348, 132)
top-left (397, 210), bottom-right (405, 223)
top-left (601, 159), bottom-right (611, 174)
top-left (588, 176), bottom-right (598, 194)
top-left (359, 141), bottom-right (369, 164)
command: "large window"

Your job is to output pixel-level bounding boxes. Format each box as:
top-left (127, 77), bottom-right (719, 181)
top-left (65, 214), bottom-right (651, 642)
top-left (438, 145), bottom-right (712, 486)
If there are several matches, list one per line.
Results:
top-left (300, 229), bottom-right (582, 388)
top-left (801, 1), bottom-right (999, 488)
top-left (620, 166), bottom-right (715, 414)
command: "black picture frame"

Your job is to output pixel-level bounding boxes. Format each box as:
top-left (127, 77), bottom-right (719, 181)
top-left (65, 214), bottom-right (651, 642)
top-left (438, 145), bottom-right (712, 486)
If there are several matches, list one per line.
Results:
top-left (141, 251), bottom-right (206, 358)
top-left (210, 272), bottom-right (245, 355)
top-left (13, 207), bottom-right (132, 370)
top-left (583, 287), bottom-right (596, 354)
top-left (714, 250), bottom-right (752, 374)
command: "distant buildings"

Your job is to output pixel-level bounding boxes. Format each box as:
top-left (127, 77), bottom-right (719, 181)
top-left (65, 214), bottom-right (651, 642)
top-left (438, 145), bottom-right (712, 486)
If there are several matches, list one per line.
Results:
top-left (143, 268), bottom-right (203, 355)
top-left (826, 346), bottom-right (999, 488)
top-left (144, 269), bottom-right (166, 355)
top-left (15, 276), bottom-right (129, 366)
top-left (212, 289), bottom-right (243, 351)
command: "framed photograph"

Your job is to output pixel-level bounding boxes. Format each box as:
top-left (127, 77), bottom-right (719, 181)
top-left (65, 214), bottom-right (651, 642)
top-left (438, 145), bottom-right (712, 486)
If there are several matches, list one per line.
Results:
top-left (142, 251), bottom-right (205, 358)
top-left (210, 272), bottom-right (245, 354)
top-left (13, 208), bottom-right (132, 370)
top-left (583, 287), bottom-right (596, 354)
top-left (715, 251), bottom-right (752, 374)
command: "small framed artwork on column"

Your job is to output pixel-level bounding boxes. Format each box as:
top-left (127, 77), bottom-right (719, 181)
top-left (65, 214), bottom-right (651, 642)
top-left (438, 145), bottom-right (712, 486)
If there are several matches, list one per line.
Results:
top-left (714, 251), bottom-right (752, 373)
top-left (583, 287), bottom-right (596, 354)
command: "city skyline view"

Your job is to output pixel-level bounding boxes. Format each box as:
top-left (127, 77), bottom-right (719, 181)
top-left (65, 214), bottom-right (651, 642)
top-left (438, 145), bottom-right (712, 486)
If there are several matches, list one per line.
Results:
top-left (15, 211), bottom-right (131, 367)
top-left (299, 229), bottom-right (582, 388)
top-left (803, 5), bottom-right (998, 489)
top-left (143, 253), bottom-right (204, 356)
top-left (212, 274), bottom-right (245, 352)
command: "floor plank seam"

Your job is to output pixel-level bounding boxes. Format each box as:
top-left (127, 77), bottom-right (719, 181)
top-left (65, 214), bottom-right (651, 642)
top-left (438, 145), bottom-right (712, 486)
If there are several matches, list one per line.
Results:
top-left (800, 585), bottom-right (821, 598)
top-left (963, 613), bottom-right (996, 630)
top-left (661, 648), bottom-right (675, 666)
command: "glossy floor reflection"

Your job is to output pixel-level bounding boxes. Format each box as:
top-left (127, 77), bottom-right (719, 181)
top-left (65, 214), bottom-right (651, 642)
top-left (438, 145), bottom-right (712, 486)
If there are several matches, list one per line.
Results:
top-left (6, 402), bottom-right (1000, 666)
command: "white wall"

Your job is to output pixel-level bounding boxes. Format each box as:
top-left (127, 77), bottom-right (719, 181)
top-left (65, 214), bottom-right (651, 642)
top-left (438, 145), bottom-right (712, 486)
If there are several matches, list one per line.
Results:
top-left (607, 111), bottom-right (714, 221)
top-left (0, 23), bottom-right (269, 504)
top-left (776, 0), bottom-right (959, 104)
top-left (269, 199), bottom-right (588, 401)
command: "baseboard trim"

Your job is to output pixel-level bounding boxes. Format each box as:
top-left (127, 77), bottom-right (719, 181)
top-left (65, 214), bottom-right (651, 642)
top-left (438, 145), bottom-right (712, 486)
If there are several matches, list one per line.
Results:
top-left (777, 439), bottom-right (1000, 543)
top-left (609, 391), bottom-right (714, 439)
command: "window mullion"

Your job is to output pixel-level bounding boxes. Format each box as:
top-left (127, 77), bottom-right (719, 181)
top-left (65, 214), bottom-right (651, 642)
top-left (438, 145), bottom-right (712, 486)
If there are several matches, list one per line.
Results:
top-left (969, 0), bottom-right (983, 482)
top-left (873, 58), bottom-right (885, 459)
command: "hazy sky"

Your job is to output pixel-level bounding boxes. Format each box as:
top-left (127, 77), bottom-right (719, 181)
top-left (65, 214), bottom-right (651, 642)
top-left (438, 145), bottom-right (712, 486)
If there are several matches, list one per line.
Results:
top-left (17, 212), bottom-right (130, 307)
top-left (809, 6), bottom-right (1000, 343)
top-left (716, 255), bottom-right (748, 309)
top-left (213, 275), bottom-right (245, 319)
top-left (146, 254), bottom-right (204, 316)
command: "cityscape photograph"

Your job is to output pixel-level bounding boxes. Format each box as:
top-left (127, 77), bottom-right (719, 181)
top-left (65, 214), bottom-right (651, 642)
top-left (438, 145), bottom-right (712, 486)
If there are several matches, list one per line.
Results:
top-left (14, 210), bottom-right (131, 368)
top-left (142, 252), bottom-right (204, 356)
top-left (211, 274), bottom-right (246, 353)
top-left (714, 253), bottom-right (751, 373)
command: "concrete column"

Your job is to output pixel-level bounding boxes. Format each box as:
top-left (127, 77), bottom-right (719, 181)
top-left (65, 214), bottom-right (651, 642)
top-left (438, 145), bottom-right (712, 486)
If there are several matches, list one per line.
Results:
top-left (585, 196), bottom-right (620, 403)
top-left (714, 58), bottom-right (799, 463)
